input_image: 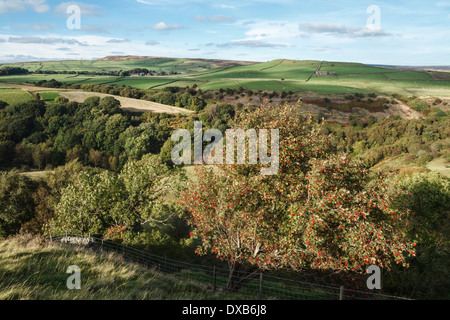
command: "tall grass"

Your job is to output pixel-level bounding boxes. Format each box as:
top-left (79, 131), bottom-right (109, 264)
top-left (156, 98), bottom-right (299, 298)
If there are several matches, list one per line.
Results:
top-left (0, 234), bottom-right (243, 300)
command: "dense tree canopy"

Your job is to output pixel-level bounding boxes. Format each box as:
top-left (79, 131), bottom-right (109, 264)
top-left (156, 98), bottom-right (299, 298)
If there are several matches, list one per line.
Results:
top-left (47, 154), bottom-right (184, 237)
top-left (384, 172), bottom-right (450, 298)
top-left (182, 103), bottom-right (415, 290)
top-left (0, 95), bottom-right (181, 171)
top-left (0, 171), bottom-right (36, 237)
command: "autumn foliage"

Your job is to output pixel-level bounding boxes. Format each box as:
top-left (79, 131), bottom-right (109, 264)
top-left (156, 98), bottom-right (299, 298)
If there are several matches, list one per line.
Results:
top-left (104, 225), bottom-right (126, 242)
top-left (181, 102), bottom-right (414, 278)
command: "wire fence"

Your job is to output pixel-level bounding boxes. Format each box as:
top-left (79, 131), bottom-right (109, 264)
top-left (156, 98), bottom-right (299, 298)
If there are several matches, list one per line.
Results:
top-left (49, 233), bottom-right (412, 301)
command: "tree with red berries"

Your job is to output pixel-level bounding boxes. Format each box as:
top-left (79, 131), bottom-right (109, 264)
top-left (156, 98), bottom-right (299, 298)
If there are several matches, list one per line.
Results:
top-left (181, 102), bottom-right (414, 291)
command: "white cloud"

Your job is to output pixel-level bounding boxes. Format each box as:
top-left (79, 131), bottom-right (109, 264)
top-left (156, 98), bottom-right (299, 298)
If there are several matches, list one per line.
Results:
top-left (10, 24), bottom-right (31, 30)
top-left (10, 23), bottom-right (55, 30)
top-left (0, 54), bottom-right (56, 62)
top-left (218, 4), bottom-right (235, 9)
top-left (0, 0), bottom-right (49, 14)
top-left (8, 36), bottom-right (87, 45)
top-left (106, 38), bottom-right (131, 43)
top-left (152, 22), bottom-right (183, 31)
top-left (299, 23), bottom-right (391, 38)
top-left (241, 20), bottom-right (302, 42)
top-left (53, 2), bottom-right (102, 17)
top-left (136, 0), bottom-right (155, 4)
top-left (33, 23), bottom-right (56, 30)
top-left (195, 15), bottom-right (234, 22)
top-left (137, 0), bottom-right (197, 5)
top-left (217, 40), bottom-right (287, 48)
top-left (80, 25), bottom-right (110, 34)
top-left (145, 40), bottom-right (160, 45)
top-left (0, 33), bottom-right (203, 63)
top-left (0, 34), bottom-right (146, 63)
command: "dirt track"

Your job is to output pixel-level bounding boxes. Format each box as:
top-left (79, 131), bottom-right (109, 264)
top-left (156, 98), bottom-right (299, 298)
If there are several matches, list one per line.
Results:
top-left (60, 91), bottom-right (194, 114)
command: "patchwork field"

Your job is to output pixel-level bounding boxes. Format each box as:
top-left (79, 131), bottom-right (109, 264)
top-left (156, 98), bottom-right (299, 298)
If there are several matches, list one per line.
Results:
top-left (0, 85), bottom-right (33, 105)
top-left (1, 57), bottom-right (449, 97)
top-left (38, 91), bottom-right (61, 103)
top-left (0, 82), bottom-right (63, 105)
top-left (0, 56), bottom-right (256, 75)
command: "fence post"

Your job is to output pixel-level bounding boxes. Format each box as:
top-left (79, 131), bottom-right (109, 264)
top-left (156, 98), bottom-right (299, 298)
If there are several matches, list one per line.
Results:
top-left (100, 239), bottom-right (104, 254)
top-left (259, 272), bottom-right (263, 299)
top-left (49, 233), bottom-right (52, 243)
top-left (339, 286), bottom-right (345, 300)
top-left (213, 266), bottom-right (217, 293)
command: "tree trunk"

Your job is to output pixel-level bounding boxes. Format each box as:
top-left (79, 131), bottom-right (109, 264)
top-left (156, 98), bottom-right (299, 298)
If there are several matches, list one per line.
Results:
top-left (225, 263), bottom-right (259, 293)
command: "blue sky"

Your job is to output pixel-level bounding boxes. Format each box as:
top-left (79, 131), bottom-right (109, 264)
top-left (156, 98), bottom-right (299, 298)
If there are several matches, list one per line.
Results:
top-left (0, 0), bottom-right (449, 65)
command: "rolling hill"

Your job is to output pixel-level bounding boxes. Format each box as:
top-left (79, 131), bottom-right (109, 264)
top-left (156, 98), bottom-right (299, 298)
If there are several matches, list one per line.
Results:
top-left (0, 56), bottom-right (257, 75)
top-left (1, 57), bottom-right (449, 97)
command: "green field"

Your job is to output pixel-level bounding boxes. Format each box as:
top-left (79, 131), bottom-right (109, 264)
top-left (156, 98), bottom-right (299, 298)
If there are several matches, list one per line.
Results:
top-left (0, 83), bottom-right (14, 89)
top-left (1, 58), bottom-right (450, 96)
top-left (196, 59), bottom-right (318, 81)
top-left (0, 88), bottom-right (33, 105)
top-left (0, 74), bottom-right (117, 85)
top-left (0, 57), bottom-right (254, 75)
top-left (38, 91), bottom-right (61, 103)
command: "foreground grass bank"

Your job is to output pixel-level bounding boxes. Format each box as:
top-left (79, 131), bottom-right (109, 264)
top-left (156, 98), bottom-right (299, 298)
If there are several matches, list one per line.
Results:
top-left (0, 235), bottom-right (242, 300)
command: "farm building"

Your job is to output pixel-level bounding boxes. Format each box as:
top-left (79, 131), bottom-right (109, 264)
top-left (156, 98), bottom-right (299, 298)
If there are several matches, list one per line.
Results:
top-left (315, 70), bottom-right (337, 76)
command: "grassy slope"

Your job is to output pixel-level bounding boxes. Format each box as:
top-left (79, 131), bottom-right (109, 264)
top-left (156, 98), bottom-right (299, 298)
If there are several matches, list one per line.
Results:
top-left (37, 91), bottom-right (61, 103)
top-left (0, 87), bottom-right (33, 105)
top-left (0, 235), bottom-right (242, 300)
top-left (0, 57), bottom-right (254, 75)
top-left (426, 156), bottom-right (450, 178)
top-left (370, 153), bottom-right (450, 179)
top-left (1, 58), bottom-right (450, 96)
top-left (0, 82), bottom-right (61, 104)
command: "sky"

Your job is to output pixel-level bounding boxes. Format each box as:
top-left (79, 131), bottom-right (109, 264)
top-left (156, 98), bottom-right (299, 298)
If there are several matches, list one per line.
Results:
top-left (0, 0), bottom-right (449, 65)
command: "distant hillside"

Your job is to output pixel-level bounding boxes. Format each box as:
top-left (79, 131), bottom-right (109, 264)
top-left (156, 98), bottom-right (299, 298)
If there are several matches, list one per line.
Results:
top-left (98, 55), bottom-right (258, 67)
top-left (97, 55), bottom-right (159, 62)
top-left (0, 56), bottom-right (258, 75)
top-left (371, 64), bottom-right (450, 71)
top-left (1, 57), bottom-right (449, 97)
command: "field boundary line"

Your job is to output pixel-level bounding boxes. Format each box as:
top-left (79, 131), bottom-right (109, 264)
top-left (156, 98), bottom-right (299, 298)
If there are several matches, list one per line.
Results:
top-left (48, 233), bottom-right (414, 300)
